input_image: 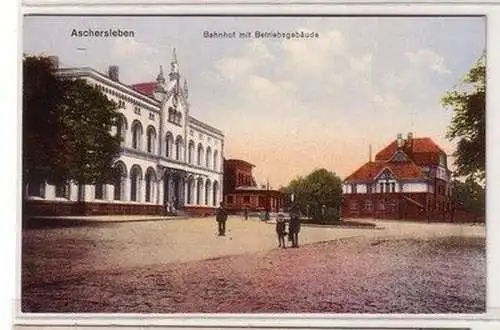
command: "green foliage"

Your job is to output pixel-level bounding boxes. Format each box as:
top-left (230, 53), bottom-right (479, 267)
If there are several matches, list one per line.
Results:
top-left (23, 55), bottom-right (122, 187)
top-left (283, 168), bottom-right (343, 223)
top-left (441, 54), bottom-right (485, 184)
top-left (451, 178), bottom-right (485, 214)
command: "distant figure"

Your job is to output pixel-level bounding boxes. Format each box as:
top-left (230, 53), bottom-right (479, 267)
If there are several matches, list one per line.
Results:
top-left (289, 206), bottom-right (301, 248)
top-left (216, 202), bottom-right (228, 236)
top-left (276, 210), bottom-right (287, 248)
top-left (322, 204), bottom-right (327, 219)
top-left (244, 208), bottom-right (248, 220)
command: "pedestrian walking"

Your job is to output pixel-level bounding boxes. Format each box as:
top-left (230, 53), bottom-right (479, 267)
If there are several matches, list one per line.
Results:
top-left (216, 202), bottom-right (228, 236)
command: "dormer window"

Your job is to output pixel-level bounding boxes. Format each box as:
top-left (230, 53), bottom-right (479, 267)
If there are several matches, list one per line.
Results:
top-left (390, 150), bottom-right (409, 162)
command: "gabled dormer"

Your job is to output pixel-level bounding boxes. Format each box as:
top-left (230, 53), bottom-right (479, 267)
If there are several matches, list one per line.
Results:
top-left (388, 150), bottom-right (410, 163)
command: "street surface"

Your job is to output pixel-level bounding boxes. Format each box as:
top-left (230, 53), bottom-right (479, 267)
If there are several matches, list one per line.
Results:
top-left (21, 216), bottom-right (485, 313)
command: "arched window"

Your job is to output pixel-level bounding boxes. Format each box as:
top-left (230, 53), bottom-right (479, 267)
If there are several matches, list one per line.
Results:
top-left (146, 126), bottom-right (156, 154)
top-left (197, 144), bottom-right (204, 166)
top-left (95, 183), bottom-right (104, 200)
top-left (145, 168), bottom-right (156, 203)
top-left (205, 147), bottom-right (212, 169)
top-left (205, 179), bottom-right (211, 206)
top-left (212, 181), bottom-right (219, 206)
top-left (130, 165), bottom-right (143, 202)
top-left (131, 121), bottom-right (143, 150)
top-left (196, 178), bottom-right (203, 204)
top-left (165, 132), bottom-right (174, 158)
top-left (113, 162), bottom-right (127, 201)
top-left (116, 114), bottom-right (128, 146)
top-left (175, 136), bottom-right (184, 161)
top-left (55, 181), bottom-right (70, 199)
top-left (188, 140), bottom-right (195, 164)
top-left (213, 150), bottom-right (219, 171)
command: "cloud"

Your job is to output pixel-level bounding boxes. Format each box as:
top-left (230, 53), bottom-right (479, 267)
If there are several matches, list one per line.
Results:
top-left (281, 29), bottom-right (346, 75)
top-left (349, 53), bottom-right (373, 73)
top-left (405, 49), bottom-right (450, 74)
top-left (110, 38), bottom-right (158, 60)
top-left (215, 57), bottom-right (254, 81)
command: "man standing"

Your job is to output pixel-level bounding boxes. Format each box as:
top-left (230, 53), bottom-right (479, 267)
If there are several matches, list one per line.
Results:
top-left (289, 204), bottom-right (301, 248)
top-left (216, 202), bottom-right (228, 236)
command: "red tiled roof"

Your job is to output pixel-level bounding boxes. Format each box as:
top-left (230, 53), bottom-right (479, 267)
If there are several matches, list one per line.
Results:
top-left (131, 82), bottom-right (157, 97)
top-left (344, 161), bottom-right (424, 182)
top-left (375, 137), bottom-right (445, 165)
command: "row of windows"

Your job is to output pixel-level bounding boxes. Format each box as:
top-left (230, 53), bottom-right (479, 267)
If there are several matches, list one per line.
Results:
top-left (348, 182), bottom-right (397, 194)
top-left (96, 84), bottom-right (149, 109)
top-left (117, 118), bottom-right (220, 170)
top-left (349, 199), bottom-right (398, 212)
top-left (27, 176), bottom-right (221, 206)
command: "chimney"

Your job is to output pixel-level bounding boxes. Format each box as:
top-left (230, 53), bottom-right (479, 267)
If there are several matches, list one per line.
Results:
top-left (406, 132), bottom-right (414, 152)
top-left (108, 65), bottom-right (119, 82)
top-left (396, 133), bottom-right (403, 148)
top-left (48, 56), bottom-right (59, 69)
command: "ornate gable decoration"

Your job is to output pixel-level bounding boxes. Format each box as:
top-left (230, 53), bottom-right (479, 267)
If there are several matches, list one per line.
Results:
top-left (376, 168), bottom-right (395, 181)
top-left (389, 150), bottom-right (409, 163)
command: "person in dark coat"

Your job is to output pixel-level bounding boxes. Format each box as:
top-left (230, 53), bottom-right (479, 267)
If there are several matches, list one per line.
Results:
top-left (288, 205), bottom-right (301, 248)
top-left (216, 202), bottom-right (228, 236)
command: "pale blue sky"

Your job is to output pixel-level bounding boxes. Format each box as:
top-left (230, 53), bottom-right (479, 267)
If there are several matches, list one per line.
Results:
top-left (23, 16), bottom-right (485, 187)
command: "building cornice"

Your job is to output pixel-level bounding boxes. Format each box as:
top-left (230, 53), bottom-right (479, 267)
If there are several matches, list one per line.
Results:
top-left (188, 115), bottom-right (224, 138)
top-left (57, 67), bottom-right (161, 110)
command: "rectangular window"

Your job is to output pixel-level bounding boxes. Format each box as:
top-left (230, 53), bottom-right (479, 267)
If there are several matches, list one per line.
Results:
top-left (351, 184), bottom-right (357, 194)
top-left (377, 200), bottom-right (385, 211)
top-left (390, 182), bottom-right (396, 193)
top-left (379, 182), bottom-right (384, 193)
top-left (258, 196), bottom-right (266, 207)
top-left (243, 196), bottom-right (250, 203)
top-left (364, 200), bottom-right (373, 211)
top-left (385, 182), bottom-right (391, 193)
top-left (349, 200), bottom-right (358, 211)
top-left (227, 195), bottom-right (234, 204)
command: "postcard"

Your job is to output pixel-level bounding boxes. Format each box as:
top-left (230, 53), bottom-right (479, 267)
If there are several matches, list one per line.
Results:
top-left (20, 14), bottom-right (486, 316)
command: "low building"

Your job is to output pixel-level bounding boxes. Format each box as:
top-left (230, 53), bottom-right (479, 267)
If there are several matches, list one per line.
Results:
top-left (24, 50), bottom-right (224, 217)
top-left (341, 133), bottom-right (452, 221)
top-left (223, 159), bottom-right (285, 213)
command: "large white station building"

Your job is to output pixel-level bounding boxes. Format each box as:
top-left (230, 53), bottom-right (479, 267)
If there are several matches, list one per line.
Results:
top-left (25, 50), bottom-right (224, 216)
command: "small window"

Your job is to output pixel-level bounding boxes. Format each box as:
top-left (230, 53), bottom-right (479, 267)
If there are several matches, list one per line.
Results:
top-left (364, 200), bottom-right (373, 211)
top-left (390, 182), bottom-right (396, 193)
top-left (349, 200), bottom-right (358, 211)
top-left (227, 196), bottom-right (234, 204)
top-left (243, 196), bottom-right (250, 203)
top-left (351, 184), bottom-right (357, 194)
top-left (379, 182), bottom-right (384, 193)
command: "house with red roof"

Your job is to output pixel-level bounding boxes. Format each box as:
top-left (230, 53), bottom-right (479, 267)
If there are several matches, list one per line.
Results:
top-left (341, 133), bottom-right (452, 221)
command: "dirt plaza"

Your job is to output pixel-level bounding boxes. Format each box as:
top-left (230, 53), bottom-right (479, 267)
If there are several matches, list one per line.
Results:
top-left (21, 216), bottom-right (485, 313)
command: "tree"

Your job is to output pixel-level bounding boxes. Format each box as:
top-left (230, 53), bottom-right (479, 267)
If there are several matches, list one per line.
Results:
top-left (441, 53), bottom-right (485, 184)
top-left (283, 168), bottom-right (343, 223)
top-left (23, 55), bottom-right (122, 191)
top-left (451, 178), bottom-right (485, 215)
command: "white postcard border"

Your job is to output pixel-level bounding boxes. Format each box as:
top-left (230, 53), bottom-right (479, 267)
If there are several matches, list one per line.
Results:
top-left (7, 1), bottom-right (500, 329)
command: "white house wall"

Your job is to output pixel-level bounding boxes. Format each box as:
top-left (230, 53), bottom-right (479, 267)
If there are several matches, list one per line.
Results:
top-left (401, 182), bottom-right (428, 193)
